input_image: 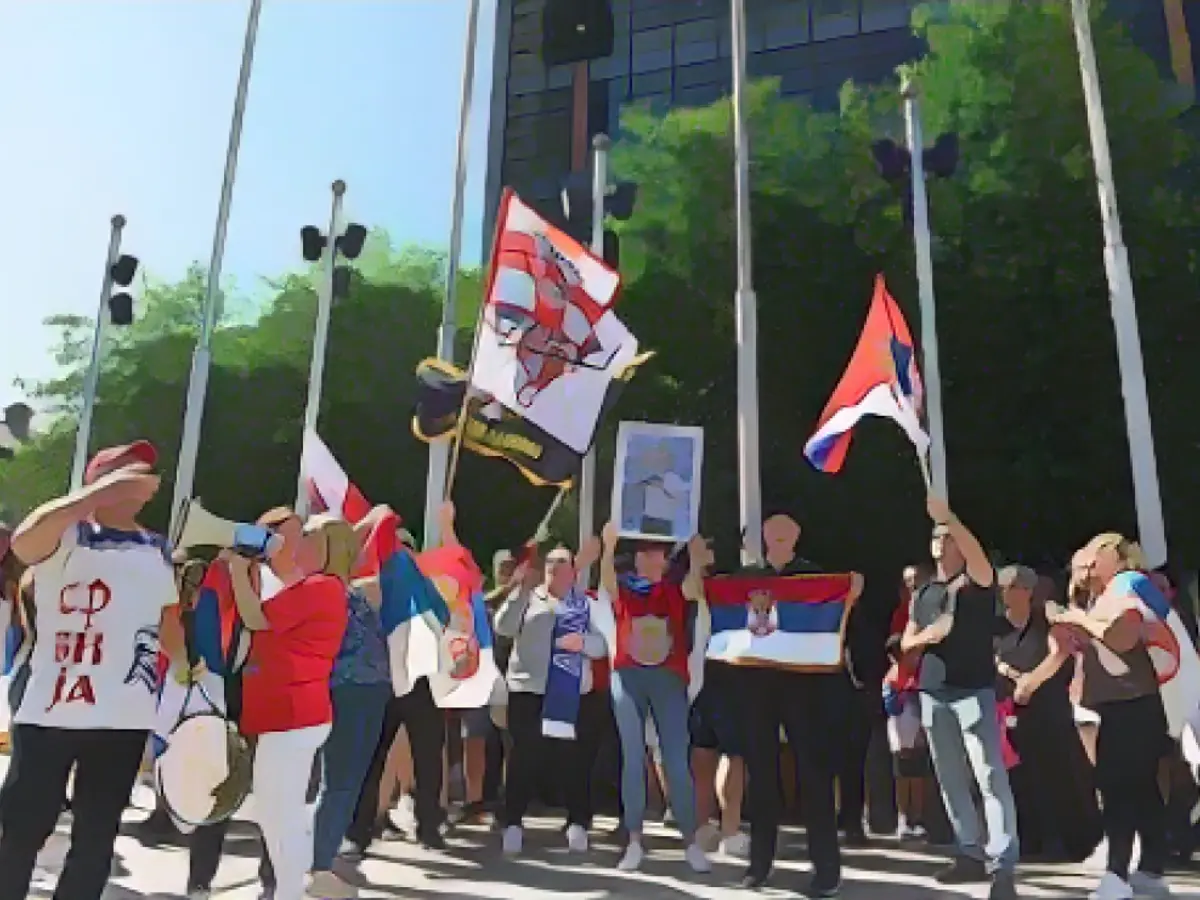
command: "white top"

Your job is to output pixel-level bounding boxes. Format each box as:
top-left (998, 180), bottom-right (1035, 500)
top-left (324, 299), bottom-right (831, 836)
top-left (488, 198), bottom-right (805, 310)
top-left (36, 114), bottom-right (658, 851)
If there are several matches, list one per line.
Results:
top-left (15, 522), bottom-right (177, 731)
top-left (643, 471), bottom-right (686, 522)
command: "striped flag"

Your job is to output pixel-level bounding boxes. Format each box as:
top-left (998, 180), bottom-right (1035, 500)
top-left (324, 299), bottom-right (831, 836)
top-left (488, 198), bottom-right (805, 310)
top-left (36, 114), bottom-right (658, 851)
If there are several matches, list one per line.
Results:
top-left (704, 574), bottom-right (856, 671)
top-left (301, 429), bottom-right (372, 522)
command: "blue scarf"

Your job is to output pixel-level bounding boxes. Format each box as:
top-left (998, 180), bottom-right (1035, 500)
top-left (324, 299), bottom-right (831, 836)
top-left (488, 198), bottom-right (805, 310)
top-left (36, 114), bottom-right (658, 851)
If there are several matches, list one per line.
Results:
top-left (542, 587), bottom-right (590, 740)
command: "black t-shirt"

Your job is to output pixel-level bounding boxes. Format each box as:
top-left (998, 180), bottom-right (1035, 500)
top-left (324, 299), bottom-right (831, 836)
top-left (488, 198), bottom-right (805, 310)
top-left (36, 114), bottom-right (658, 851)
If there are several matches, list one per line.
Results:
top-left (995, 606), bottom-right (1073, 719)
top-left (911, 572), bottom-right (998, 691)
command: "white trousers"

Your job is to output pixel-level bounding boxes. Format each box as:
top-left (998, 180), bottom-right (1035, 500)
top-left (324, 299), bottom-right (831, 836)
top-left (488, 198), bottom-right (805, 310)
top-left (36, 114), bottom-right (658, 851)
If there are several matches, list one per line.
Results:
top-left (253, 723), bottom-right (331, 900)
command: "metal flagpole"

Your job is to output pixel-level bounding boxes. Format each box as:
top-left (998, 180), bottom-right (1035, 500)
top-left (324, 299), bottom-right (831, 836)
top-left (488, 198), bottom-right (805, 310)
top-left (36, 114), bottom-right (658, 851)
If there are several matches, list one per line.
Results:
top-left (1070, 0), bottom-right (1167, 565)
top-left (576, 133), bottom-right (609, 587)
top-left (294, 181), bottom-right (347, 519)
top-left (902, 76), bottom-right (949, 500)
top-left (70, 214), bottom-right (127, 490)
top-left (731, 0), bottom-right (763, 565)
top-left (169, 0), bottom-right (263, 535)
top-left (423, 0), bottom-right (481, 550)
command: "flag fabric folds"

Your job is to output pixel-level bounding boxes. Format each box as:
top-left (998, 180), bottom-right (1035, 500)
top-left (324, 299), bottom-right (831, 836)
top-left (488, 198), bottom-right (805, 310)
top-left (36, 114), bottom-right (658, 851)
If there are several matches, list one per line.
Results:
top-left (412, 355), bottom-right (652, 487)
top-left (704, 574), bottom-right (856, 671)
top-left (302, 429), bottom-right (372, 522)
top-left (189, 561), bottom-right (246, 677)
top-left (804, 275), bottom-right (929, 473)
top-left (471, 189), bottom-right (640, 455)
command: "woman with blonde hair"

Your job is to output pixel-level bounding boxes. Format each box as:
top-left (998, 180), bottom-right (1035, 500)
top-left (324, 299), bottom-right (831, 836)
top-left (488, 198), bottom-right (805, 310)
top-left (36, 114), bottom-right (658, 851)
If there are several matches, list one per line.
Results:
top-left (1050, 533), bottom-right (1172, 900)
top-left (226, 513), bottom-right (351, 900)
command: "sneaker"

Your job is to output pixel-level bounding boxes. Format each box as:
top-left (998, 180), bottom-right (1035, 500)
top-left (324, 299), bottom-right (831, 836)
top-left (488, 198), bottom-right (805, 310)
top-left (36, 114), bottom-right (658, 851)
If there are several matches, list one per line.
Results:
top-left (337, 839), bottom-right (365, 864)
top-left (1090, 873), bottom-right (1135, 900)
top-left (740, 868), bottom-right (769, 889)
top-left (1128, 871), bottom-right (1171, 899)
top-left (449, 801), bottom-right (488, 827)
top-left (617, 841), bottom-right (645, 872)
top-left (566, 824), bottom-right (589, 852)
top-left (306, 871), bottom-right (359, 899)
top-left (989, 870), bottom-right (1019, 900)
top-left (695, 821), bottom-right (721, 853)
top-left (720, 832), bottom-right (751, 858)
top-left (502, 825), bottom-right (523, 855)
top-left (802, 875), bottom-right (841, 899)
top-left (935, 857), bottom-right (990, 884)
top-left (395, 794), bottom-right (417, 831)
top-left (418, 830), bottom-right (446, 851)
top-left (685, 842), bottom-right (711, 873)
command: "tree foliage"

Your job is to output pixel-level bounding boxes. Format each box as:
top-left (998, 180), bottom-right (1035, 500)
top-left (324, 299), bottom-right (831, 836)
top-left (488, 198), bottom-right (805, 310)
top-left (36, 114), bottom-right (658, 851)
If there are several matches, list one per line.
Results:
top-left (1, 2), bottom-right (1196, 591)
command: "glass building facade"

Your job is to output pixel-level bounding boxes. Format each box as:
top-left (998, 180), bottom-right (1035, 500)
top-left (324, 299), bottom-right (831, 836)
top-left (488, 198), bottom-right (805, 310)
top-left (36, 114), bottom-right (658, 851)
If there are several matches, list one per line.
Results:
top-left (482, 0), bottom-right (1198, 252)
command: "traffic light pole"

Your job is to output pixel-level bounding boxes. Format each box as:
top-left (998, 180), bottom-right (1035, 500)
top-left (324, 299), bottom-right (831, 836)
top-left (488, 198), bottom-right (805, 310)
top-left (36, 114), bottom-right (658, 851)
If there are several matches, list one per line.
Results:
top-left (423, 0), bottom-right (481, 549)
top-left (169, 0), bottom-right (262, 536)
top-left (70, 214), bottom-right (127, 491)
top-left (576, 133), bottom-right (609, 587)
top-left (295, 181), bottom-right (346, 518)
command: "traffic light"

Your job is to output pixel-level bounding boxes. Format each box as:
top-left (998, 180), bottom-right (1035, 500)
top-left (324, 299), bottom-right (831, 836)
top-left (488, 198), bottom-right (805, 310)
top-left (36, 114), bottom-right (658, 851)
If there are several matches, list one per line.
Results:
top-left (331, 266), bottom-right (353, 300)
top-left (300, 225), bottom-right (327, 262)
top-left (542, 0), bottom-right (614, 67)
top-left (560, 172), bottom-right (639, 250)
top-left (337, 223), bottom-right (367, 260)
top-left (603, 228), bottom-right (619, 269)
top-left (872, 133), bottom-right (958, 224)
top-left (108, 253), bottom-right (139, 326)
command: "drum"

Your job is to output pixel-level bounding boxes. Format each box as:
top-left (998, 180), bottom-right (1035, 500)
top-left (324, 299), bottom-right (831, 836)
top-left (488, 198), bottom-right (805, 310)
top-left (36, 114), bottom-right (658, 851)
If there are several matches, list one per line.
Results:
top-left (155, 682), bottom-right (251, 828)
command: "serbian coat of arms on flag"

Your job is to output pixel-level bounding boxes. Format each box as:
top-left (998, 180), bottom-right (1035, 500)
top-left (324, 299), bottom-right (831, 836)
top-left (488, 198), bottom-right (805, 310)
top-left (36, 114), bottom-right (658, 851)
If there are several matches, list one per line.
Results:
top-left (704, 574), bottom-right (857, 671)
top-left (470, 189), bottom-right (640, 455)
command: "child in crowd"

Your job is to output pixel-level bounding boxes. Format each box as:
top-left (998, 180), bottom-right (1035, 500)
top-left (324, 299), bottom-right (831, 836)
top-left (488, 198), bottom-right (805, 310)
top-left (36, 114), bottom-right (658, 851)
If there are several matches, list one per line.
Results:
top-left (882, 634), bottom-right (929, 841)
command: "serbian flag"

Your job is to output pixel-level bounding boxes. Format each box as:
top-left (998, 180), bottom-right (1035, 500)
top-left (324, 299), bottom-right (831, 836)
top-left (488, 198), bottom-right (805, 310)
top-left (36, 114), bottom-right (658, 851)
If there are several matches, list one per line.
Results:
top-left (413, 545), bottom-right (502, 709)
top-left (704, 574), bottom-right (857, 671)
top-left (804, 275), bottom-right (929, 473)
top-left (301, 429), bottom-right (372, 523)
top-left (471, 189), bottom-right (640, 455)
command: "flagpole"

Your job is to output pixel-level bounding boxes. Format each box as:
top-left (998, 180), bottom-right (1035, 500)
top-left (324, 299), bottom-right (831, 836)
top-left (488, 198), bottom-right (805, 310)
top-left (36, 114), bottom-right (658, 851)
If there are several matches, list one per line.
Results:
top-left (576, 133), bottom-right (608, 586)
top-left (902, 76), bottom-right (949, 501)
top-left (423, 0), bottom-right (481, 550)
top-left (70, 214), bottom-right (127, 490)
top-left (1070, 0), bottom-right (1167, 566)
top-left (731, 0), bottom-right (763, 566)
top-left (169, 0), bottom-right (262, 535)
top-left (294, 180), bottom-right (346, 519)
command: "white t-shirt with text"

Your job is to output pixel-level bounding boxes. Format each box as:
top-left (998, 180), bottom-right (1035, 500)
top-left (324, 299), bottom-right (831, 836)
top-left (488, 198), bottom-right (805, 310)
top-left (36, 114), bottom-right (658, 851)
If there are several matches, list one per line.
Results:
top-left (14, 522), bottom-right (177, 731)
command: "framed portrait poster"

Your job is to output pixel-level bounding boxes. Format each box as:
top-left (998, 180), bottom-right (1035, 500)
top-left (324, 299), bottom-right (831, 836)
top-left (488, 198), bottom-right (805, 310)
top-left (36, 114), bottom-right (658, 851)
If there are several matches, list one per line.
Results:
top-left (611, 422), bottom-right (704, 542)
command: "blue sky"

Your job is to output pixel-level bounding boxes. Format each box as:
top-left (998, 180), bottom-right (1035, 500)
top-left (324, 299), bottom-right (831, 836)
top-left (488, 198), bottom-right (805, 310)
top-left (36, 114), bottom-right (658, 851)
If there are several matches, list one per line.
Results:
top-left (0, 0), bottom-right (496, 410)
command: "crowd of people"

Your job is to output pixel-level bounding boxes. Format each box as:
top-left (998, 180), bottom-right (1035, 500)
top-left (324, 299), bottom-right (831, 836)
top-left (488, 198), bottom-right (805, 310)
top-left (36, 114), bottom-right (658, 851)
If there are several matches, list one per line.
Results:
top-left (0, 439), bottom-right (1197, 900)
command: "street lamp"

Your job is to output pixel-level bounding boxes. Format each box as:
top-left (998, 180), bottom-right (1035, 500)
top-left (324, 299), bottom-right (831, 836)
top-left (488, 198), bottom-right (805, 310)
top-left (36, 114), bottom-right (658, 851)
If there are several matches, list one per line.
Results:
top-left (294, 181), bottom-right (366, 515)
top-left (70, 216), bottom-right (139, 489)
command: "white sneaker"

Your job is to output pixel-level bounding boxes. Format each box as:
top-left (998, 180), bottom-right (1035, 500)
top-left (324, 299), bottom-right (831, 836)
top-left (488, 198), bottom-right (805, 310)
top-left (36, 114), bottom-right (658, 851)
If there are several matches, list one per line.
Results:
top-left (719, 832), bottom-right (750, 858)
top-left (306, 871), bottom-right (358, 899)
top-left (695, 821), bottom-right (721, 852)
top-left (1091, 872), bottom-right (1135, 900)
top-left (685, 842), bottom-right (712, 873)
top-left (566, 823), bottom-right (589, 852)
top-left (395, 793), bottom-right (417, 832)
top-left (617, 840), bottom-right (645, 871)
top-left (502, 825), bottom-right (523, 855)
top-left (1128, 871), bottom-right (1171, 899)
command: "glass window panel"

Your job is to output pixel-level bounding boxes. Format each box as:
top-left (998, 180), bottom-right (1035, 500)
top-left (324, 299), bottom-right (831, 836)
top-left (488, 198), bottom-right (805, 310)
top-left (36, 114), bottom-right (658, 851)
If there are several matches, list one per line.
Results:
top-left (762, 1), bottom-right (811, 50)
top-left (813, 0), bottom-right (860, 40)
top-left (509, 70), bottom-right (546, 96)
top-left (861, 0), bottom-right (910, 32)
top-left (675, 17), bottom-right (719, 65)
top-left (676, 59), bottom-right (723, 88)
top-left (631, 26), bottom-right (673, 73)
top-left (676, 81), bottom-right (724, 107)
top-left (633, 69), bottom-right (673, 97)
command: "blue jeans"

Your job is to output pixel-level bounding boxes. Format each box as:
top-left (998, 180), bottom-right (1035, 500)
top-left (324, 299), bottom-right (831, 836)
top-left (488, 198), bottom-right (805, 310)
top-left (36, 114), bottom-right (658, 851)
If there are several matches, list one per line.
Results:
top-left (610, 666), bottom-right (696, 837)
top-left (313, 683), bottom-right (391, 870)
top-left (921, 687), bottom-right (1020, 873)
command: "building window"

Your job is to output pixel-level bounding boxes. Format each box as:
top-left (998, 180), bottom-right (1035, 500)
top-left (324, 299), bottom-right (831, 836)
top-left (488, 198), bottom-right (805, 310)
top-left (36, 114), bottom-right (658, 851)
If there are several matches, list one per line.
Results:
top-left (860, 0), bottom-right (910, 33)
top-left (675, 17), bottom-right (719, 65)
top-left (762, 1), bottom-right (812, 50)
top-left (813, 0), bottom-right (860, 41)
top-left (632, 26), bottom-right (673, 73)
top-left (633, 69), bottom-right (673, 98)
top-left (676, 81), bottom-right (724, 107)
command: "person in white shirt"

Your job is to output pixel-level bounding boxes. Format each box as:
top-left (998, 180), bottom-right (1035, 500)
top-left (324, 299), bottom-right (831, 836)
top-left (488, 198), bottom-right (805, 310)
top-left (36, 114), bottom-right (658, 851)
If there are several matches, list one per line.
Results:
top-left (0, 440), bottom-right (184, 900)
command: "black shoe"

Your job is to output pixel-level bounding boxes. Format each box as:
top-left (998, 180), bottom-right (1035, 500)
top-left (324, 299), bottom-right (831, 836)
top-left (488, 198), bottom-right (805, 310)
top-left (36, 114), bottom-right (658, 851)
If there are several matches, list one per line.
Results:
top-left (842, 829), bottom-right (869, 849)
top-left (988, 870), bottom-right (1019, 900)
top-left (419, 830), bottom-right (446, 851)
top-left (740, 869), bottom-right (769, 889)
top-left (935, 857), bottom-right (990, 884)
top-left (802, 875), bottom-right (841, 899)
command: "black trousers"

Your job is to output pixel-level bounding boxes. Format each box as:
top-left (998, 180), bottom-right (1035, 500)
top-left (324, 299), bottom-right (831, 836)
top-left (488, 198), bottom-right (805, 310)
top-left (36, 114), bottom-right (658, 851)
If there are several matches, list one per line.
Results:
top-left (1095, 694), bottom-right (1170, 879)
top-left (502, 690), bottom-right (608, 829)
top-left (743, 667), bottom-right (845, 884)
top-left (836, 683), bottom-right (872, 834)
top-left (0, 724), bottom-right (147, 900)
top-left (348, 679), bottom-right (444, 848)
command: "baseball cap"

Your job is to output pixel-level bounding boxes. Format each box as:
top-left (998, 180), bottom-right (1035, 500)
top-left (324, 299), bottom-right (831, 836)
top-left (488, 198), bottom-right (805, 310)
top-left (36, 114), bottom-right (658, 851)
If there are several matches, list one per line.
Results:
top-left (997, 564), bottom-right (1037, 591)
top-left (83, 439), bottom-right (157, 485)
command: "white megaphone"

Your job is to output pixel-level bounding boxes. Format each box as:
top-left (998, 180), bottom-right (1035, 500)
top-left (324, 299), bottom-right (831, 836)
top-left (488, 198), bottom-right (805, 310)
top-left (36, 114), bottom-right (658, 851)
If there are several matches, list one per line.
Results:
top-left (172, 499), bottom-right (284, 561)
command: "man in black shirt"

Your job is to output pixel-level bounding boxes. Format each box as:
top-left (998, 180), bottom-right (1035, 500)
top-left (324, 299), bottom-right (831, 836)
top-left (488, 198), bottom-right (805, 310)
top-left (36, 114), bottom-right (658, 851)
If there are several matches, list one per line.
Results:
top-left (737, 514), bottom-right (862, 899)
top-left (901, 495), bottom-right (1018, 900)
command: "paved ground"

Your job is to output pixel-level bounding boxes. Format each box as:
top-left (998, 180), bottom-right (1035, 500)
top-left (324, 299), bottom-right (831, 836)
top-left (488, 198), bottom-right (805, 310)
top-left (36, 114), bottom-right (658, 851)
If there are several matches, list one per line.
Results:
top-left (20, 780), bottom-right (1200, 900)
